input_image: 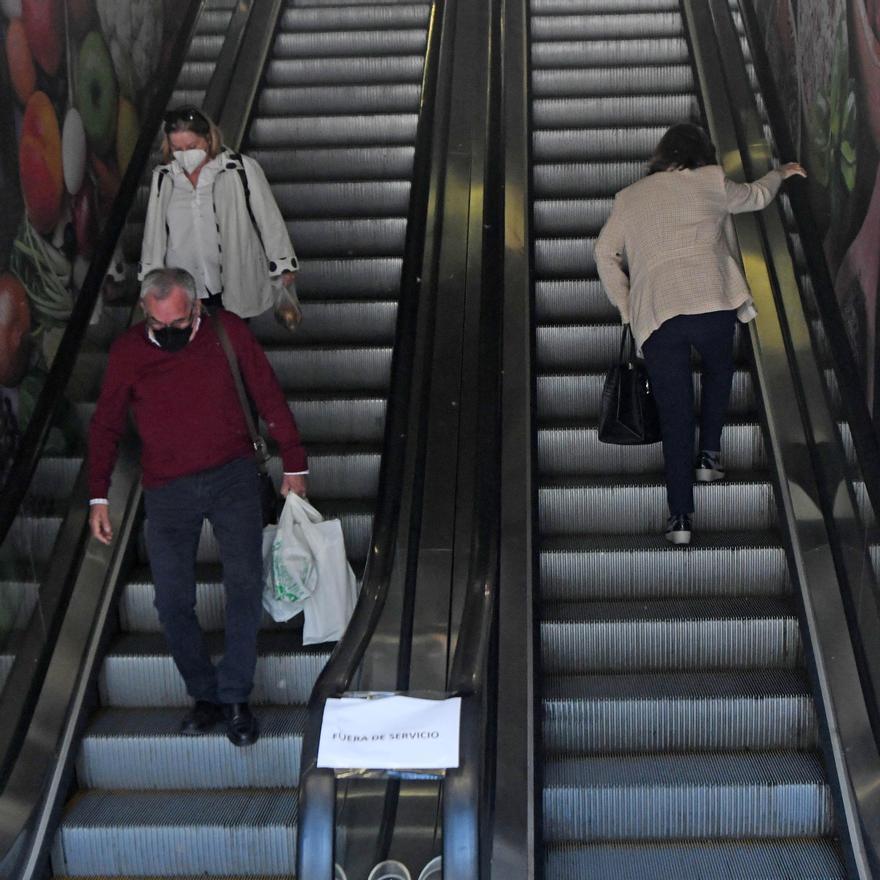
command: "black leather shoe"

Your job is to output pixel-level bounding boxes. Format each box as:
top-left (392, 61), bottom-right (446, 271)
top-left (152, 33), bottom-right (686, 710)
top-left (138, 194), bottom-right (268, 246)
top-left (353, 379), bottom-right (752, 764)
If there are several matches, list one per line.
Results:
top-left (223, 702), bottom-right (259, 747)
top-left (180, 700), bottom-right (223, 735)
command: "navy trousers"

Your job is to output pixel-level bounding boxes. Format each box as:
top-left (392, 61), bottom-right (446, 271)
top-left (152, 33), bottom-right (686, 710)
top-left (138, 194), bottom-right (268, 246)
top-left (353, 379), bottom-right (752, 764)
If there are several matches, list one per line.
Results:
top-left (641, 309), bottom-right (737, 516)
top-left (143, 456), bottom-right (263, 704)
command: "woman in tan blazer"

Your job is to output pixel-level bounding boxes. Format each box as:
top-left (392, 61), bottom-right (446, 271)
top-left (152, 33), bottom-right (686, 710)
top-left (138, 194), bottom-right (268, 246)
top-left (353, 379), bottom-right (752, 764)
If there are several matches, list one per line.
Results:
top-left (595, 123), bottom-right (805, 545)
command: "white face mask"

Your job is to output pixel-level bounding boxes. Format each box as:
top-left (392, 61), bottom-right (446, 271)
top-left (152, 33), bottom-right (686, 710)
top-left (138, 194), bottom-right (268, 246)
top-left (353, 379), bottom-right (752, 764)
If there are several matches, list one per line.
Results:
top-left (173, 148), bottom-right (207, 174)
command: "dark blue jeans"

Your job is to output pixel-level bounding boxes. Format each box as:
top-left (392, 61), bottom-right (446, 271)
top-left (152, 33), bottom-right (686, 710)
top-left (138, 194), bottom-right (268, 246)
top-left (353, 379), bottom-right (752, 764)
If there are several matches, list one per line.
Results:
top-left (143, 456), bottom-right (263, 704)
top-left (641, 309), bottom-right (737, 516)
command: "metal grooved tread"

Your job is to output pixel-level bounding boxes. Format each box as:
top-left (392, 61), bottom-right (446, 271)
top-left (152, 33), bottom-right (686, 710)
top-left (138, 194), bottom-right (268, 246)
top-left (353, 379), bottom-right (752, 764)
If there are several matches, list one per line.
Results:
top-left (528, 0), bottom-right (844, 876)
top-left (50, 1), bottom-right (431, 876)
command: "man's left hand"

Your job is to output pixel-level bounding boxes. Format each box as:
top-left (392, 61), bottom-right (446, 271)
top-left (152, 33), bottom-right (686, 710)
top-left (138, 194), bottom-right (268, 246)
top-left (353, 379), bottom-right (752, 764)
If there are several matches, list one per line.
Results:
top-left (281, 474), bottom-right (307, 497)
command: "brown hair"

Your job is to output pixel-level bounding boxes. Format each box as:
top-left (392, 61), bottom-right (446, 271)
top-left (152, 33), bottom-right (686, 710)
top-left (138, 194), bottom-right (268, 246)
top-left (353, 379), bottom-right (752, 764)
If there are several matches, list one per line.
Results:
top-left (647, 123), bottom-right (717, 174)
top-left (160, 106), bottom-right (223, 163)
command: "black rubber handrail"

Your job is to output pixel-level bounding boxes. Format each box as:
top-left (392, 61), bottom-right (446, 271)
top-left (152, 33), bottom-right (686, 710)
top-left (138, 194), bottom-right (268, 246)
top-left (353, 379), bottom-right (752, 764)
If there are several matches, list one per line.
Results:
top-left (736, 0), bottom-right (880, 525)
top-left (295, 3), bottom-right (448, 875)
top-left (0, 0), bottom-right (206, 546)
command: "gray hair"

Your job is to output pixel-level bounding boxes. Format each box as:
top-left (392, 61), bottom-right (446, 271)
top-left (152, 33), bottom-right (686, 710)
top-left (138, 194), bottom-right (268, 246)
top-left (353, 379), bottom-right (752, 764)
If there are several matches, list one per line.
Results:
top-left (140, 268), bottom-right (198, 304)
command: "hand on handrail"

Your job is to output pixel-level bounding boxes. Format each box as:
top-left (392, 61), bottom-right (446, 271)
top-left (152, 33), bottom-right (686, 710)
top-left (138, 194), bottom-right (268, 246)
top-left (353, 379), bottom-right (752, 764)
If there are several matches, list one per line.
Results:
top-left (781, 162), bottom-right (807, 179)
top-left (89, 503), bottom-right (113, 545)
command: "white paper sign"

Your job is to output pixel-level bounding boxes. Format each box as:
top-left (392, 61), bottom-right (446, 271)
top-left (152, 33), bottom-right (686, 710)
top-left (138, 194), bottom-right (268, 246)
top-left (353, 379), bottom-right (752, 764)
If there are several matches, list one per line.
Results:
top-left (317, 695), bottom-right (462, 770)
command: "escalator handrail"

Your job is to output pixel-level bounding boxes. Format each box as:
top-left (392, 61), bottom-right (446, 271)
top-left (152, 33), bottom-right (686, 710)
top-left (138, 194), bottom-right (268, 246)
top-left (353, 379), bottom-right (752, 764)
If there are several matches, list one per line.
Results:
top-left (683, 1), bottom-right (880, 875)
top-left (735, 0), bottom-right (880, 524)
top-left (0, 0), bottom-right (206, 548)
top-left (295, 2), bottom-right (447, 873)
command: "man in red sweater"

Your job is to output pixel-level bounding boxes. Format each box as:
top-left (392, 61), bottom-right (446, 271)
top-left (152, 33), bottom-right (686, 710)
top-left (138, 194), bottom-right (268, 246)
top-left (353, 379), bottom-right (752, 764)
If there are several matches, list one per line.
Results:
top-left (88, 267), bottom-right (308, 747)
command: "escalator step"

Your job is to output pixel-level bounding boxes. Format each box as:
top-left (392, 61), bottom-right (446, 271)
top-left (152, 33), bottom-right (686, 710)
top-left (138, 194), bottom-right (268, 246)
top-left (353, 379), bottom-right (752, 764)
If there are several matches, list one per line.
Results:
top-left (295, 257), bottom-right (403, 296)
top-left (539, 532), bottom-right (788, 600)
top-left (248, 113), bottom-right (418, 147)
top-left (272, 30), bottom-right (427, 58)
top-left (533, 66), bottom-right (693, 96)
top-left (534, 94), bottom-right (695, 127)
top-left (540, 597), bottom-right (800, 673)
top-left (99, 632), bottom-right (331, 708)
top-left (258, 83), bottom-right (420, 115)
top-left (536, 368), bottom-right (756, 419)
top-left (533, 0), bottom-right (681, 12)
top-left (544, 838), bottom-right (845, 878)
top-left (251, 147), bottom-right (414, 182)
top-left (532, 38), bottom-right (689, 68)
top-left (51, 790), bottom-right (297, 876)
top-left (76, 706), bottom-right (307, 789)
top-left (534, 161), bottom-right (650, 197)
top-left (271, 181), bottom-right (412, 215)
top-left (532, 12), bottom-right (684, 40)
top-left (539, 476), bottom-right (776, 534)
top-left (288, 217), bottom-right (407, 257)
top-left (537, 421), bottom-right (766, 476)
top-left (543, 670), bottom-right (816, 752)
top-left (534, 198), bottom-right (614, 235)
top-left (265, 55), bottom-right (424, 86)
top-left (280, 5), bottom-right (429, 31)
top-left (253, 300), bottom-right (397, 345)
top-left (533, 127), bottom-right (666, 161)
top-left (543, 752), bottom-right (831, 841)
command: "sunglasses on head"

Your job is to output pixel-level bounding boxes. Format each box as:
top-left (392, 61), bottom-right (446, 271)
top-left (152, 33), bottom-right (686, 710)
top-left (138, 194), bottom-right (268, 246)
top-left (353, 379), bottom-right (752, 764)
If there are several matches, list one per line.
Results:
top-left (163, 106), bottom-right (210, 136)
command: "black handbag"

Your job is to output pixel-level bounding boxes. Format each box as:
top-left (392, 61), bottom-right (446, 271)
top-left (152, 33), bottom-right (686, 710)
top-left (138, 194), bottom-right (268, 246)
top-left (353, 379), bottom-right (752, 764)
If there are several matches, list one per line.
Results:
top-left (598, 325), bottom-right (662, 445)
top-left (210, 314), bottom-right (281, 525)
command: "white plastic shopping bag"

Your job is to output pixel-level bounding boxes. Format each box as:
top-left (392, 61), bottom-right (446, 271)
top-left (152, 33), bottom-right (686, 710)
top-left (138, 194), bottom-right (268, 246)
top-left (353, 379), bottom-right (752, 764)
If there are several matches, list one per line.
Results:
top-left (284, 496), bottom-right (358, 645)
top-left (261, 494), bottom-right (320, 622)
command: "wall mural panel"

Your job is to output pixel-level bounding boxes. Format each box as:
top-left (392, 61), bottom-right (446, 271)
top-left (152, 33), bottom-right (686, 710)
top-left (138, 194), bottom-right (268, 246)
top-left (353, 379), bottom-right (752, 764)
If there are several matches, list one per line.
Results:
top-left (751, 0), bottom-right (880, 414)
top-left (0, 0), bottom-right (189, 484)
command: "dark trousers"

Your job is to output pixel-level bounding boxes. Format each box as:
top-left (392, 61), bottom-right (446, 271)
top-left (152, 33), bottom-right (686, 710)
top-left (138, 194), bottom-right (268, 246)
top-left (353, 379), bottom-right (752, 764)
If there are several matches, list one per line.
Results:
top-left (642, 309), bottom-right (737, 516)
top-left (143, 457), bottom-right (263, 704)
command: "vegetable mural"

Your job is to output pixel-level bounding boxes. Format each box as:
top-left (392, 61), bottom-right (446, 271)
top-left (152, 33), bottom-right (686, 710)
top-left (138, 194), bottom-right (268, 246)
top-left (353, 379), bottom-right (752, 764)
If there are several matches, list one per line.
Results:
top-left (749, 0), bottom-right (880, 414)
top-left (0, 0), bottom-right (187, 486)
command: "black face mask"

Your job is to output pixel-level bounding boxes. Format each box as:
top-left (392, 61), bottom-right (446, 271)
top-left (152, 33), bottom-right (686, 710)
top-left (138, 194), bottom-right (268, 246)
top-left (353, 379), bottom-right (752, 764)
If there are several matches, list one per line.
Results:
top-left (153, 324), bottom-right (193, 352)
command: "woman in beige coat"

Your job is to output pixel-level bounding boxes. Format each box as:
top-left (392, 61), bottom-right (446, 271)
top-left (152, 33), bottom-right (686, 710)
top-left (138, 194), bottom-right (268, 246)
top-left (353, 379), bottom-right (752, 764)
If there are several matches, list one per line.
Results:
top-left (595, 123), bottom-right (805, 544)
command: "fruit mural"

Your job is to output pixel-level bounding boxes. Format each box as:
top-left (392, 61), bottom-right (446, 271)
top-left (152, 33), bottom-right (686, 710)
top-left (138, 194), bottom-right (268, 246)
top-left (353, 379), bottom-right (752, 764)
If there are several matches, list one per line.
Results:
top-left (748, 0), bottom-right (880, 415)
top-left (0, 0), bottom-right (191, 486)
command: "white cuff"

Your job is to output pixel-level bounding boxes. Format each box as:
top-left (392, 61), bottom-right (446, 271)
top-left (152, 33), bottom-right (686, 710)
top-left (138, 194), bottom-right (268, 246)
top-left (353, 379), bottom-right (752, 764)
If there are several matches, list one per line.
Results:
top-left (90, 498), bottom-right (109, 505)
top-left (283, 471), bottom-right (309, 476)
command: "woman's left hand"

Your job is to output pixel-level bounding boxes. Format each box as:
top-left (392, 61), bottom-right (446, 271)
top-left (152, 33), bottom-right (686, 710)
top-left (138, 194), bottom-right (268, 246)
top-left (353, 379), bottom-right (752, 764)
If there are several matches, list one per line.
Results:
top-left (280, 271), bottom-right (297, 288)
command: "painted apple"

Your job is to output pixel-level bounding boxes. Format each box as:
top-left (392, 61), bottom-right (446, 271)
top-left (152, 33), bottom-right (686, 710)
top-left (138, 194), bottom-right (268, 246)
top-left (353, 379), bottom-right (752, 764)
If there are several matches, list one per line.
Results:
top-left (116, 96), bottom-right (139, 177)
top-left (5, 18), bottom-right (36, 104)
top-left (71, 177), bottom-right (97, 258)
top-left (0, 273), bottom-right (32, 387)
top-left (76, 30), bottom-right (117, 156)
top-left (21, 0), bottom-right (62, 76)
top-left (19, 91), bottom-right (63, 235)
top-left (62, 108), bottom-right (87, 194)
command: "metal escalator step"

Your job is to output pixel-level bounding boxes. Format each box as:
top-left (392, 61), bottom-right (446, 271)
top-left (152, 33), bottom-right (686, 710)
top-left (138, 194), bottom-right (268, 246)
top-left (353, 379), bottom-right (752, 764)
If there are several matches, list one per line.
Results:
top-left (280, 5), bottom-right (429, 31)
top-left (539, 532), bottom-right (788, 601)
top-left (272, 30), bottom-right (427, 59)
top-left (543, 670), bottom-right (816, 752)
top-left (185, 34), bottom-right (226, 62)
top-left (271, 180), bottom-right (411, 216)
top-left (248, 113), bottom-right (418, 148)
top-left (532, 38), bottom-right (690, 68)
top-left (543, 752), bottom-right (831, 841)
top-left (533, 127), bottom-right (664, 162)
top-left (534, 278), bottom-right (618, 321)
top-left (534, 161), bottom-right (648, 197)
top-left (180, 498), bottom-right (372, 566)
top-left (263, 345), bottom-right (392, 389)
top-left (536, 323), bottom-right (749, 370)
top-left (536, 368), bottom-right (755, 419)
top-left (532, 12), bottom-right (684, 40)
top-left (854, 482), bottom-right (877, 527)
top-left (265, 55), bottom-right (424, 86)
top-left (544, 838), bottom-right (845, 879)
top-left (252, 300), bottom-right (397, 345)
top-left (288, 217), bottom-right (407, 258)
top-left (0, 577), bottom-right (37, 629)
top-left (281, 393), bottom-right (387, 442)
top-left (28, 456), bottom-right (83, 498)
top-left (535, 236), bottom-right (596, 276)
top-left (4, 510), bottom-right (64, 566)
top-left (537, 421), bottom-right (766, 476)
top-left (120, 567), bottom-right (310, 633)
top-left (76, 706), bottom-right (307, 789)
top-left (540, 597), bottom-right (800, 673)
top-left (251, 146), bottom-right (414, 182)
top-left (539, 476), bottom-right (776, 535)
top-left (534, 198), bottom-right (613, 235)
top-left (99, 631), bottom-right (331, 707)
top-left (306, 444), bottom-right (380, 498)
top-left (51, 789), bottom-right (297, 876)
top-left (533, 0), bottom-right (681, 11)
top-left (258, 84), bottom-right (420, 116)
top-left (173, 61), bottom-right (217, 91)
top-left (534, 94), bottom-right (695, 127)
top-left (296, 257), bottom-right (402, 296)
top-left (534, 66), bottom-right (692, 96)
